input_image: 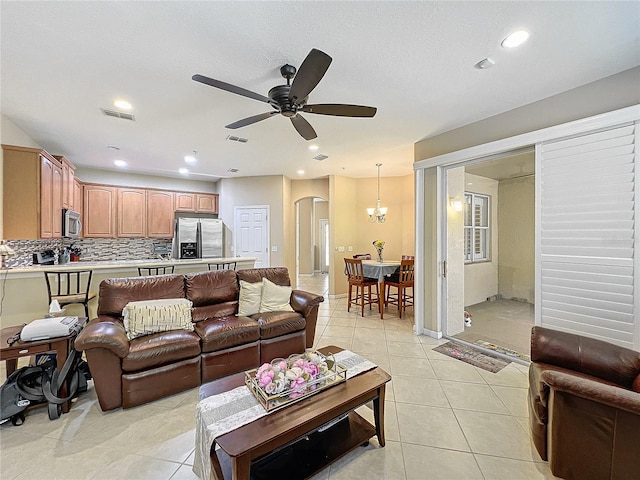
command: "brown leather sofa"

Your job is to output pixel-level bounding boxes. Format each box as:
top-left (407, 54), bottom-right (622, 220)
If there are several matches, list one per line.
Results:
top-left (528, 326), bottom-right (640, 480)
top-left (75, 267), bottom-right (324, 411)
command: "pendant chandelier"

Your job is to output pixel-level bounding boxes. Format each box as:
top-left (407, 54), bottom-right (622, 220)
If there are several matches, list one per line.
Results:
top-left (367, 163), bottom-right (387, 223)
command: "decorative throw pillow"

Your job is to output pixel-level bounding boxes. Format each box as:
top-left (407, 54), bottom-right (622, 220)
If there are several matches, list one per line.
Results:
top-left (238, 280), bottom-right (263, 316)
top-left (123, 298), bottom-right (193, 340)
top-left (259, 278), bottom-right (294, 313)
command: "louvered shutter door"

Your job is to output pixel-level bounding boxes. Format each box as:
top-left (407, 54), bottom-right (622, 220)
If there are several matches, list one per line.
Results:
top-left (538, 123), bottom-right (637, 348)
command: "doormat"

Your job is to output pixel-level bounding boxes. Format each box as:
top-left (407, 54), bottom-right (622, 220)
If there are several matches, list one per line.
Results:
top-left (473, 340), bottom-right (530, 362)
top-left (432, 342), bottom-right (510, 373)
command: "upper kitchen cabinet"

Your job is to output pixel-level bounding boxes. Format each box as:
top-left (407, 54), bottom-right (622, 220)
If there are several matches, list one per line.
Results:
top-left (2, 145), bottom-right (63, 239)
top-left (195, 193), bottom-right (219, 213)
top-left (54, 155), bottom-right (76, 211)
top-left (83, 184), bottom-right (117, 238)
top-left (147, 190), bottom-right (174, 238)
top-left (175, 192), bottom-right (196, 211)
top-left (117, 188), bottom-right (147, 237)
top-left (73, 179), bottom-right (84, 223)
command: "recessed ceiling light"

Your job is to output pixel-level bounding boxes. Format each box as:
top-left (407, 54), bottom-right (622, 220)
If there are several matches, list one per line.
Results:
top-left (502, 30), bottom-right (530, 49)
top-left (179, 168), bottom-right (189, 175)
top-left (184, 155), bottom-right (197, 165)
top-left (297, 170), bottom-right (305, 175)
top-left (309, 145), bottom-right (319, 151)
top-left (114, 99), bottom-right (133, 110)
top-left (114, 159), bottom-right (127, 168)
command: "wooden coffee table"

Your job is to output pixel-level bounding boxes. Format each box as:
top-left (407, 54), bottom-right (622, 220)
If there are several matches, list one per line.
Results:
top-left (198, 345), bottom-right (391, 480)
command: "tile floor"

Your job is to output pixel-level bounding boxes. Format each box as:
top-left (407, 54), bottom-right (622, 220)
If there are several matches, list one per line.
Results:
top-left (0, 273), bottom-right (558, 480)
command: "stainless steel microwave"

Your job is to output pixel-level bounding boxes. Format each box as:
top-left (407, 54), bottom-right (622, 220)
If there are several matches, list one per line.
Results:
top-left (62, 209), bottom-right (82, 237)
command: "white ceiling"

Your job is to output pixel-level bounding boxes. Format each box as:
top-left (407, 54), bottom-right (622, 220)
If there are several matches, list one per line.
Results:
top-left (2, 2), bottom-right (638, 181)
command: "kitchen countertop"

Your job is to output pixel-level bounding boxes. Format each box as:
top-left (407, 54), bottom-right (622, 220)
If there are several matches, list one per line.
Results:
top-left (3, 257), bottom-right (257, 277)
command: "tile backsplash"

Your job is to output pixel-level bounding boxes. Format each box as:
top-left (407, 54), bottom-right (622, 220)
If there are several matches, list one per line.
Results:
top-left (4, 238), bottom-right (173, 268)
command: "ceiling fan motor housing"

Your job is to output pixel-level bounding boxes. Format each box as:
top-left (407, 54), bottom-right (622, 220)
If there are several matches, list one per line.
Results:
top-left (268, 84), bottom-right (302, 117)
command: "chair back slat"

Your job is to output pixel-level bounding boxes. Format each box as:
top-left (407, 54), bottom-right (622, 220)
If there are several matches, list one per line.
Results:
top-left (398, 259), bottom-right (415, 284)
top-left (207, 261), bottom-right (237, 271)
top-left (44, 270), bottom-right (94, 301)
top-left (344, 258), bottom-right (366, 281)
top-left (138, 266), bottom-right (175, 276)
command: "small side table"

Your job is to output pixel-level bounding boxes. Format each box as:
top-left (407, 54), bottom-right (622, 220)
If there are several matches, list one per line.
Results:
top-left (0, 317), bottom-right (88, 414)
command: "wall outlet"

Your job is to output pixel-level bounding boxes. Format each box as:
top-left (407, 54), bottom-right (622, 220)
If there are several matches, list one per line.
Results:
top-left (338, 246), bottom-right (345, 252)
top-left (271, 246), bottom-right (277, 252)
top-left (348, 246), bottom-right (353, 251)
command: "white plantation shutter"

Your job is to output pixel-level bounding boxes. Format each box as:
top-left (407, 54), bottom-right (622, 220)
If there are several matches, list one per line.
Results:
top-left (538, 123), bottom-right (637, 348)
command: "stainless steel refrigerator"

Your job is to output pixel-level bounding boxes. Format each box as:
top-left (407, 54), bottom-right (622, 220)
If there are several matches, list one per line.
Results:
top-left (174, 215), bottom-right (223, 259)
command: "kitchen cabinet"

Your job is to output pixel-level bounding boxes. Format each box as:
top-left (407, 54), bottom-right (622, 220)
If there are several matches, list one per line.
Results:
top-left (1, 145), bottom-right (64, 239)
top-left (55, 155), bottom-right (76, 210)
top-left (195, 193), bottom-right (219, 213)
top-left (73, 179), bottom-right (83, 224)
top-left (147, 190), bottom-right (175, 238)
top-left (175, 192), bottom-right (196, 211)
top-left (117, 188), bottom-right (147, 237)
top-left (83, 184), bottom-right (116, 238)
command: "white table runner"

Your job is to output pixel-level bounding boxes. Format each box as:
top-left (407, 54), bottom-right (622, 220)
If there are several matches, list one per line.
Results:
top-left (193, 350), bottom-right (377, 480)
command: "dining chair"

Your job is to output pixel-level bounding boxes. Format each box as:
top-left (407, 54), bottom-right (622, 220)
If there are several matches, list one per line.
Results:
top-left (383, 259), bottom-right (414, 318)
top-left (44, 270), bottom-right (97, 318)
top-left (344, 258), bottom-right (380, 317)
top-left (138, 265), bottom-right (175, 276)
top-left (401, 255), bottom-right (414, 260)
top-left (208, 261), bottom-right (237, 271)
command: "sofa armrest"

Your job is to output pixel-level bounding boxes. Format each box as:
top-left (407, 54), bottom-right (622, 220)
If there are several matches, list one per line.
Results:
top-left (75, 317), bottom-right (130, 358)
top-left (541, 369), bottom-right (640, 416)
top-left (291, 290), bottom-right (324, 349)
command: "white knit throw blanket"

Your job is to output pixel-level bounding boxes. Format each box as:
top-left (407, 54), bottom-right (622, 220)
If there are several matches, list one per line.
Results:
top-left (192, 350), bottom-right (377, 480)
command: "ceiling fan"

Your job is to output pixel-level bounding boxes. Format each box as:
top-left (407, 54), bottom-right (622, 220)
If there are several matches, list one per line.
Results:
top-left (192, 48), bottom-right (377, 140)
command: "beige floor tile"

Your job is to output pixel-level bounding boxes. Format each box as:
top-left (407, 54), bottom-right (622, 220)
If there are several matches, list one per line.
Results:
top-left (393, 376), bottom-right (450, 408)
top-left (322, 325), bottom-right (355, 338)
top-left (474, 454), bottom-right (559, 479)
top-left (396, 403), bottom-right (470, 451)
top-left (402, 443), bottom-right (484, 480)
top-left (386, 341), bottom-right (427, 358)
top-left (389, 356), bottom-right (437, 378)
top-left (328, 439), bottom-right (406, 480)
top-left (360, 352), bottom-right (390, 372)
top-left (491, 385), bottom-right (530, 417)
top-left (382, 318), bottom-right (415, 332)
top-left (454, 409), bottom-right (539, 461)
top-left (351, 338), bottom-right (389, 355)
top-left (89, 454), bottom-right (181, 480)
top-left (328, 317), bottom-right (357, 327)
top-left (169, 464), bottom-right (202, 480)
top-left (356, 317), bottom-right (386, 329)
top-left (477, 363), bottom-right (529, 388)
top-left (353, 328), bottom-right (386, 341)
top-left (440, 380), bottom-right (511, 414)
top-left (384, 329), bottom-right (421, 343)
top-left (430, 359), bottom-right (488, 383)
top-left (316, 336), bottom-right (353, 350)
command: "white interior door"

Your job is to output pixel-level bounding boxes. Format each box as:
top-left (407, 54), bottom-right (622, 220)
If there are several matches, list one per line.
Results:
top-left (319, 219), bottom-right (329, 273)
top-left (234, 206), bottom-right (269, 268)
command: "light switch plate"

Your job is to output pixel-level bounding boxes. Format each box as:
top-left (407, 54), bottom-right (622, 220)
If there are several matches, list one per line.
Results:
top-left (338, 246), bottom-right (345, 252)
top-left (271, 246), bottom-right (277, 252)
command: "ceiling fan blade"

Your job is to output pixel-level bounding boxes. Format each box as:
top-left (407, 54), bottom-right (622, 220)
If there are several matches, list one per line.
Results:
top-left (193, 74), bottom-right (272, 104)
top-left (288, 49), bottom-right (332, 103)
top-left (290, 114), bottom-right (317, 140)
top-left (226, 111), bottom-right (278, 129)
top-left (302, 104), bottom-right (377, 117)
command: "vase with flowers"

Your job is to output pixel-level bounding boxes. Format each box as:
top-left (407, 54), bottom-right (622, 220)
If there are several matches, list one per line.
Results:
top-left (373, 239), bottom-right (385, 263)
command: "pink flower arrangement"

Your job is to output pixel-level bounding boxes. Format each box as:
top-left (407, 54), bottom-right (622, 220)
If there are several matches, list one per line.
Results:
top-left (254, 351), bottom-right (331, 399)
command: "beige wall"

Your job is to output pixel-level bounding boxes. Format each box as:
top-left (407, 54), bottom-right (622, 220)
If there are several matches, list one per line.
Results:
top-left (297, 198), bottom-right (313, 274)
top-left (415, 67), bottom-right (640, 161)
top-left (464, 173), bottom-right (499, 306)
top-left (329, 175), bottom-right (358, 295)
top-left (291, 178), bottom-right (329, 202)
top-left (314, 200), bottom-right (328, 271)
top-left (75, 167), bottom-right (217, 193)
top-left (498, 175), bottom-right (535, 303)
top-left (218, 175), bottom-right (286, 266)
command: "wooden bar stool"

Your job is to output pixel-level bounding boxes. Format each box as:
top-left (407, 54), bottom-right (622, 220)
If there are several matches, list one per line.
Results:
top-left (208, 261), bottom-right (237, 271)
top-left (383, 259), bottom-right (414, 318)
top-left (344, 258), bottom-right (380, 317)
top-left (138, 265), bottom-right (175, 276)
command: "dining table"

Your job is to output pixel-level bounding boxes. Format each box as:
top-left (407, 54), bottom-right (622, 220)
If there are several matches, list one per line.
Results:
top-left (361, 260), bottom-right (401, 319)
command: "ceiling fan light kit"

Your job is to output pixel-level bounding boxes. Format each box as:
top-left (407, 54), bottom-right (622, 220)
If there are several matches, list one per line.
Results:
top-left (368, 163), bottom-right (387, 223)
top-left (193, 48), bottom-right (377, 140)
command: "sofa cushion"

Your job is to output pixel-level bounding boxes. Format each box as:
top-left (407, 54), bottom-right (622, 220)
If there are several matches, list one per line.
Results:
top-left (123, 298), bottom-right (194, 340)
top-left (98, 275), bottom-right (186, 317)
top-left (260, 278), bottom-right (294, 313)
top-left (192, 302), bottom-right (238, 322)
top-left (633, 374), bottom-right (640, 393)
top-left (195, 316), bottom-right (260, 353)
top-left (238, 280), bottom-right (263, 316)
top-left (122, 330), bottom-right (201, 372)
top-left (250, 311), bottom-right (305, 340)
top-left (237, 267), bottom-right (291, 286)
top-left (185, 270), bottom-right (239, 307)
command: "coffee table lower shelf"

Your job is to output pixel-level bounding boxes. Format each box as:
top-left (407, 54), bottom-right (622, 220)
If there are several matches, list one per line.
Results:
top-left (212, 411), bottom-right (375, 480)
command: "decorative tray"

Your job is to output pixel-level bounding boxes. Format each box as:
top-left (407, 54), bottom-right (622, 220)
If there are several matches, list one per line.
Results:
top-left (245, 350), bottom-right (347, 412)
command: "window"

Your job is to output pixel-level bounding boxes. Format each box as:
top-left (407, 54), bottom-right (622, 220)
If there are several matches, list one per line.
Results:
top-left (464, 193), bottom-right (490, 263)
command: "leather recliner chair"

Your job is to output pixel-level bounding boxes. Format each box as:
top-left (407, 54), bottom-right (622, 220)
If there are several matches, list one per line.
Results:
top-left (528, 326), bottom-right (640, 480)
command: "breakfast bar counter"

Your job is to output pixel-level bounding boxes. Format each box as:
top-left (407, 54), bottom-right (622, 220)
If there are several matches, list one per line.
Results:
top-left (0, 257), bottom-right (256, 327)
